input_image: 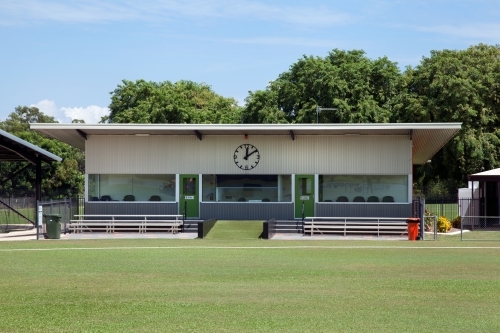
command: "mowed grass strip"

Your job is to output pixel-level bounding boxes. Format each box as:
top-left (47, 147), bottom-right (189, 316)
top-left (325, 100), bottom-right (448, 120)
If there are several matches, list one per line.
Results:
top-left (1, 240), bottom-right (500, 332)
top-left (205, 220), bottom-right (263, 239)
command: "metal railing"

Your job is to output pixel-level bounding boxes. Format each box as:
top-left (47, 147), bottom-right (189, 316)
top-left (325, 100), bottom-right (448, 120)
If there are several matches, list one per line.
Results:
top-left (303, 216), bottom-right (437, 240)
top-left (37, 197), bottom-right (82, 235)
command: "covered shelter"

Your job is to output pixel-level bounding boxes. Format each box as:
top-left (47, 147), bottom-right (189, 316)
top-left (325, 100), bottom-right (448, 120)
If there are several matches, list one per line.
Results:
top-left (0, 129), bottom-right (62, 223)
top-left (31, 123), bottom-right (460, 220)
top-left (467, 168), bottom-right (500, 217)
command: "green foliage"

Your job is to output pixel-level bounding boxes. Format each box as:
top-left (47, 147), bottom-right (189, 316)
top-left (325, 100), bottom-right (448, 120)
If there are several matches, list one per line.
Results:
top-left (437, 216), bottom-right (452, 233)
top-left (242, 49), bottom-right (400, 124)
top-left (0, 106), bottom-right (84, 198)
top-left (424, 209), bottom-right (435, 231)
top-left (451, 216), bottom-right (461, 229)
top-left (405, 44), bottom-right (500, 188)
top-left (107, 80), bottom-right (242, 124)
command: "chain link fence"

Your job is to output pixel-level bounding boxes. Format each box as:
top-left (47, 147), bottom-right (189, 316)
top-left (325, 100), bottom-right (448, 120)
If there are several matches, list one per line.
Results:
top-left (461, 216), bottom-right (500, 241)
top-left (37, 197), bottom-right (83, 235)
top-left (0, 196), bottom-right (36, 232)
top-left (422, 215), bottom-right (437, 241)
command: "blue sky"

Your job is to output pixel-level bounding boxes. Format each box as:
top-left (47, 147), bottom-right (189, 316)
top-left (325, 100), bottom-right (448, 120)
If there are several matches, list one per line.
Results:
top-left (0, 0), bottom-right (498, 123)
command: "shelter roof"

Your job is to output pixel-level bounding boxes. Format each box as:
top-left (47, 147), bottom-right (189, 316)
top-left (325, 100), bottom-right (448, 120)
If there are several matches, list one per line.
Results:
top-left (0, 129), bottom-right (62, 164)
top-left (468, 168), bottom-right (500, 182)
top-left (30, 123), bottom-right (461, 165)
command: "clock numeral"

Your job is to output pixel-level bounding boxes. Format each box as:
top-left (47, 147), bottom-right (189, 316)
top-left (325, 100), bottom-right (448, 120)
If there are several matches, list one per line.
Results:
top-left (245, 165), bottom-right (248, 170)
top-left (234, 155), bottom-right (237, 159)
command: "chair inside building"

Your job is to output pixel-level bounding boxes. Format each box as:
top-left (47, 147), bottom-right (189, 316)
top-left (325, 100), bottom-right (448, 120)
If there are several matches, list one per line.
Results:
top-left (382, 196), bottom-right (394, 202)
top-left (123, 195), bottom-right (135, 201)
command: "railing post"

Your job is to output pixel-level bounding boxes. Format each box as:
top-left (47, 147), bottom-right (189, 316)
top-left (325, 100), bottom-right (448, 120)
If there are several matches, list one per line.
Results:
top-left (460, 216), bottom-right (463, 241)
top-left (301, 201), bottom-right (304, 233)
top-left (434, 216), bottom-right (437, 240)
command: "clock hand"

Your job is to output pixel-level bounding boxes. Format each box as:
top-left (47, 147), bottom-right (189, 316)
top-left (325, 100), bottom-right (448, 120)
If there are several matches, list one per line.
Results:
top-left (244, 146), bottom-right (249, 160)
top-left (246, 149), bottom-right (258, 158)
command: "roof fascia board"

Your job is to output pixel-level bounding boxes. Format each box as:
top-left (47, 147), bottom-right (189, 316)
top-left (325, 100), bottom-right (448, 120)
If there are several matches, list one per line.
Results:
top-left (30, 123), bottom-right (463, 132)
top-left (0, 129), bottom-right (62, 162)
top-left (0, 137), bottom-right (37, 164)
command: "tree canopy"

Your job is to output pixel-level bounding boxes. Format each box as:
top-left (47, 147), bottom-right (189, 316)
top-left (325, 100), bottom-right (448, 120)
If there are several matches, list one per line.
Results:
top-left (406, 44), bottom-right (500, 194)
top-left (0, 106), bottom-right (84, 198)
top-left (242, 49), bottom-right (401, 124)
top-left (106, 80), bottom-right (242, 124)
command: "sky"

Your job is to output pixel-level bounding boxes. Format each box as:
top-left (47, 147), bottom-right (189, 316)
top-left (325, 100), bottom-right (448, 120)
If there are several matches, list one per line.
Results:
top-left (0, 0), bottom-right (499, 123)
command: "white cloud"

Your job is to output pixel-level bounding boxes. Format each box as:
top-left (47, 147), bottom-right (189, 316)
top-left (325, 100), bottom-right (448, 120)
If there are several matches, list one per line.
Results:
top-left (220, 36), bottom-right (343, 48)
top-left (0, 0), bottom-right (140, 24)
top-left (417, 23), bottom-right (500, 41)
top-left (31, 99), bottom-right (109, 123)
top-left (61, 105), bottom-right (109, 124)
top-left (0, 0), bottom-right (352, 27)
top-left (31, 99), bottom-right (59, 118)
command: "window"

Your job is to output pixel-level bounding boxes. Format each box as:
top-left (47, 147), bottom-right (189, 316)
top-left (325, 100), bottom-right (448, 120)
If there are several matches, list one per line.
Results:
top-left (88, 174), bottom-right (176, 202)
top-left (319, 175), bottom-right (408, 203)
top-left (202, 175), bottom-right (292, 202)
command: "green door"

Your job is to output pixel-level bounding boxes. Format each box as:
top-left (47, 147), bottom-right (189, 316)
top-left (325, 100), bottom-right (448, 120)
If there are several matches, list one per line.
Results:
top-left (295, 175), bottom-right (315, 219)
top-left (180, 175), bottom-right (199, 218)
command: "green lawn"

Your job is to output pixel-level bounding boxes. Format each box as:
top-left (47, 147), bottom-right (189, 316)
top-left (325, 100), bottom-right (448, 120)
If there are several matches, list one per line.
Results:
top-left (425, 203), bottom-right (458, 221)
top-left (0, 207), bottom-right (35, 225)
top-left (1, 237), bottom-right (500, 333)
top-left (205, 220), bottom-right (264, 239)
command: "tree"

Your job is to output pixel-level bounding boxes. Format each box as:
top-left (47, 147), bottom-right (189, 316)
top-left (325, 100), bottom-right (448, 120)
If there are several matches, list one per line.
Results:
top-left (0, 106), bottom-right (84, 198)
top-left (242, 49), bottom-right (401, 124)
top-left (107, 80), bottom-right (242, 124)
top-left (403, 44), bottom-right (500, 191)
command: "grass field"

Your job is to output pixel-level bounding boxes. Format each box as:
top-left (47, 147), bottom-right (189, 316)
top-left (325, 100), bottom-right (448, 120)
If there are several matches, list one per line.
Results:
top-left (425, 203), bottom-right (458, 221)
top-left (0, 207), bottom-right (35, 225)
top-left (1, 223), bottom-right (500, 332)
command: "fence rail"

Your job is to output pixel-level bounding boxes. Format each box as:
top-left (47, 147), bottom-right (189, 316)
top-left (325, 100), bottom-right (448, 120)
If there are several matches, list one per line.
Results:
top-left (461, 216), bottom-right (500, 241)
top-left (37, 197), bottom-right (83, 235)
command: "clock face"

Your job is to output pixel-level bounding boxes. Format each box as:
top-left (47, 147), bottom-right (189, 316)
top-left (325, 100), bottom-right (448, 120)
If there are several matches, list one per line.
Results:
top-left (234, 144), bottom-right (260, 170)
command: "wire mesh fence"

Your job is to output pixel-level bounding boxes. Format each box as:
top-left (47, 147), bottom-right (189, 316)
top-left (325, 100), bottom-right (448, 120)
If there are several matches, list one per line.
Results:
top-left (0, 197), bottom-right (36, 232)
top-left (424, 196), bottom-right (459, 221)
top-left (37, 197), bottom-right (83, 235)
top-left (461, 216), bottom-right (500, 241)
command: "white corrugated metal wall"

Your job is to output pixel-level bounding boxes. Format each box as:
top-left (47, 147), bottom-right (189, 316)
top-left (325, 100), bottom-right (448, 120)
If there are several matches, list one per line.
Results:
top-left (86, 134), bottom-right (411, 175)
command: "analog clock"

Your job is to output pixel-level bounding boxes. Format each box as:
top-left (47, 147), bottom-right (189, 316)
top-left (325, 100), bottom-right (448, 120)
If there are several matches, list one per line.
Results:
top-left (234, 144), bottom-right (260, 170)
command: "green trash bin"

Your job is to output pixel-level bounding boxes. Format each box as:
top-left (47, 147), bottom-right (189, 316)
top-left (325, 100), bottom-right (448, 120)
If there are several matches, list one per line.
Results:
top-left (44, 214), bottom-right (62, 239)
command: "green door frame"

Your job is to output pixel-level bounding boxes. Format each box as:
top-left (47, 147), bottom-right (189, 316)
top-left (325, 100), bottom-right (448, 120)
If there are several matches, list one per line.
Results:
top-left (295, 175), bottom-right (315, 219)
top-left (179, 174), bottom-right (199, 218)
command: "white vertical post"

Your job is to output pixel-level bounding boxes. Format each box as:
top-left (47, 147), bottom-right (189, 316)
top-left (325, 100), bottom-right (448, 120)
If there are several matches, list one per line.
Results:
top-left (175, 174), bottom-right (180, 202)
top-left (37, 205), bottom-right (43, 240)
top-left (314, 174), bottom-right (319, 203)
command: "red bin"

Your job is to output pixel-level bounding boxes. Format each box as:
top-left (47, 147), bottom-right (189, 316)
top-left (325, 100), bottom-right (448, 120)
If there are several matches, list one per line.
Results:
top-left (406, 218), bottom-right (420, 241)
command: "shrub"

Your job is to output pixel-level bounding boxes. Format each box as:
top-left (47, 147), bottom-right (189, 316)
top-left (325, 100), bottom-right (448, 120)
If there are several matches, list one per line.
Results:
top-left (437, 216), bottom-right (451, 233)
top-left (451, 216), bottom-right (461, 229)
top-left (424, 209), bottom-right (434, 231)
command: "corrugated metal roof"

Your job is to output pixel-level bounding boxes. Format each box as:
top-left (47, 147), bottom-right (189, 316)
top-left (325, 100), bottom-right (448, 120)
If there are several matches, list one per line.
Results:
top-left (0, 129), bottom-right (62, 163)
top-left (30, 123), bottom-right (461, 165)
top-left (468, 168), bottom-right (500, 181)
